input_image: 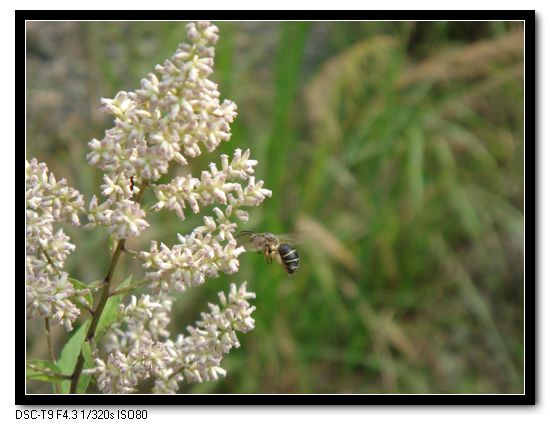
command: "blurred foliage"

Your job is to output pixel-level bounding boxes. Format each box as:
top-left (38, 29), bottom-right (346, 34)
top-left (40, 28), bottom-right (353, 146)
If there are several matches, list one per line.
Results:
top-left (26, 21), bottom-right (524, 394)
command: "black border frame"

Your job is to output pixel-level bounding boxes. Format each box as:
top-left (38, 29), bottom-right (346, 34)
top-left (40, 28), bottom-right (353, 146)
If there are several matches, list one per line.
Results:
top-left (18, 9), bottom-right (535, 406)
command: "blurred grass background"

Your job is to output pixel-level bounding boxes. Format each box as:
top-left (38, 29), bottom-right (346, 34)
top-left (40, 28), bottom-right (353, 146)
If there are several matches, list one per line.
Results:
top-left (26, 21), bottom-right (524, 394)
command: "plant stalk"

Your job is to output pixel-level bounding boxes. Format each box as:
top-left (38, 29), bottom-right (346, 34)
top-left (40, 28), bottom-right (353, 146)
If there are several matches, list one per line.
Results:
top-left (69, 182), bottom-right (146, 393)
top-left (69, 239), bottom-right (125, 393)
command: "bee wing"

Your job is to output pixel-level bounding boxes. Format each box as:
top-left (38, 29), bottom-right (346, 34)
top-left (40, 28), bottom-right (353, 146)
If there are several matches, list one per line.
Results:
top-left (236, 231), bottom-right (302, 250)
top-left (274, 233), bottom-right (303, 245)
top-left (235, 231), bottom-right (263, 252)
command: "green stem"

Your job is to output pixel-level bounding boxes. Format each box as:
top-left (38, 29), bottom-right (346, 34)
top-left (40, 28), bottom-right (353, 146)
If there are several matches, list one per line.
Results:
top-left (69, 239), bottom-right (125, 393)
top-left (40, 248), bottom-right (62, 278)
top-left (121, 245), bottom-right (139, 259)
top-left (27, 363), bottom-right (72, 380)
top-left (109, 280), bottom-right (148, 297)
top-left (69, 182), bottom-right (147, 393)
top-left (79, 302), bottom-right (95, 316)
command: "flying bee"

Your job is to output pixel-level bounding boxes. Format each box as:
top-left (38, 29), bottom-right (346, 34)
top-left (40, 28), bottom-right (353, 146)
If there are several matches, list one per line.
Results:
top-left (237, 231), bottom-right (300, 275)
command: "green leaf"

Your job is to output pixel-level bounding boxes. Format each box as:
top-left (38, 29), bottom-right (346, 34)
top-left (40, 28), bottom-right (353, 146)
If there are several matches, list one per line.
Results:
top-left (68, 277), bottom-right (95, 310)
top-left (95, 275), bottom-right (132, 341)
top-left (57, 320), bottom-right (90, 394)
top-left (76, 374), bottom-right (92, 394)
top-left (26, 360), bottom-right (67, 383)
top-left (77, 341), bottom-right (95, 394)
top-left (55, 276), bottom-right (131, 393)
top-left (82, 341), bottom-right (94, 366)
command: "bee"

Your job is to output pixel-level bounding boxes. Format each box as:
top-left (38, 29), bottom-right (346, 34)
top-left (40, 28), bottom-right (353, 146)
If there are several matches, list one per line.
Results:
top-left (237, 231), bottom-right (300, 275)
top-left (129, 175), bottom-right (135, 192)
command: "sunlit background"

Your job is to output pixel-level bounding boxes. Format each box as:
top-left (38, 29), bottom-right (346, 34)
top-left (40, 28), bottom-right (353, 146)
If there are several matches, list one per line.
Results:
top-left (26, 20), bottom-right (524, 394)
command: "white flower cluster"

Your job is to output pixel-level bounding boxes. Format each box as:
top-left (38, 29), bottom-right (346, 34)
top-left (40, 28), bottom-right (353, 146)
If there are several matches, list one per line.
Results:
top-left (83, 21), bottom-right (263, 243)
top-left (25, 159), bottom-right (87, 330)
top-left (151, 148), bottom-right (268, 221)
top-left (154, 282), bottom-right (256, 393)
top-left (86, 20), bottom-right (235, 181)
top-left (140, 148), bottom-right (272, 293)
top-left (86, 174), bottom-right (148, 239)
top-left (85, 282), bottom-right (255, 394)
top-left (87, 340), bottom-right (171, 394)
top-left (27, 21), bottom-right (266, 395)
top-left (104, 293), bottom-right (174, 353)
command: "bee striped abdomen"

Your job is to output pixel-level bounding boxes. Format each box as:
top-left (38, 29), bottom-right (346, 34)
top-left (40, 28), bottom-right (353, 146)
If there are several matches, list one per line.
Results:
top-left (277, 243), bottom-right (300, 275)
